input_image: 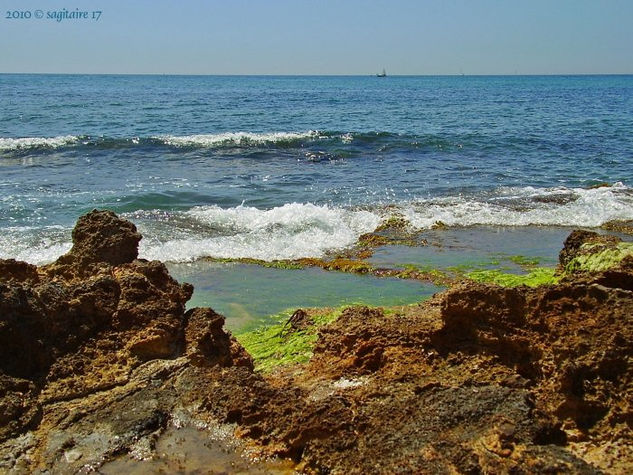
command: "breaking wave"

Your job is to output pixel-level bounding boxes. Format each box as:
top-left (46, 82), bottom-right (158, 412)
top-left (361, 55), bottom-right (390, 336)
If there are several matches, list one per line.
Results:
top-left (0, 135), bottom-right (79, 151)
top-left (402, 183), bottom-right (633, 228)
top-left (0, 130), bottom-right (436, 153)
top-left (155, 131), bottom-right (322, 147)
top-left (2, 185), bottom-right (632, 266)
top-left (0, 131), bottom-right (325, 153)
top-left (132, 203), bottom-right (381, 262)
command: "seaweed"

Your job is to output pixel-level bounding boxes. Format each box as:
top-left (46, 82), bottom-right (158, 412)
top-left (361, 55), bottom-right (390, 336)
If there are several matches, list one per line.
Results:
top-left (565, 242), bottom-right (633, 273)
top-left (467, 267), bottom-right (559, 287)
top-left (235, 307), bottom-right (344, 372)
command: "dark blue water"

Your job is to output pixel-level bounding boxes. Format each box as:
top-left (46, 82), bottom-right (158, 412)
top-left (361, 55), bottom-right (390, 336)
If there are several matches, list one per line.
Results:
top-left (1, 74), bottom-right (632, 264)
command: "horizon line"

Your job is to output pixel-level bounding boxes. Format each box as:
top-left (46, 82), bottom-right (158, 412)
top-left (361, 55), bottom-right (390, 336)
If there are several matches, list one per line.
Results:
top-left (2, 72), bottom-right (633, 77)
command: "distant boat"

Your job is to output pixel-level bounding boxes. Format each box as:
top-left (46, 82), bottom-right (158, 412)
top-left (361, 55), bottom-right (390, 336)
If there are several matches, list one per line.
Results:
top-left (376, 68), bottom-right (387, 77)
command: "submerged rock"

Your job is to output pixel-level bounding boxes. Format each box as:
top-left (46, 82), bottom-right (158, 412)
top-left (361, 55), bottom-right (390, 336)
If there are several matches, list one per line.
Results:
top-left (0, 212), bottom-right (631, 473)
top-left (601, 219), bottom-right (633, 235)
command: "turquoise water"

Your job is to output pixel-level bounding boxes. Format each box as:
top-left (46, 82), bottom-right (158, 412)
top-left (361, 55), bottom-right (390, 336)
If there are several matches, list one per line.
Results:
top-left (168, 261), bottom-right (438, 330)
top-left (1, 75), bottom-right (632, 323)
top-left (369, 226), bottom-right (567, 271)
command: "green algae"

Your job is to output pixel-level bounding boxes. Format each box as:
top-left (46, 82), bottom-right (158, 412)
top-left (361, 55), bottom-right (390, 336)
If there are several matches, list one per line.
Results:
top-left (467, 267), bottom-right (559, 287)
top-left (357, 233), bottom-right (392, 248)
top-left (508, 255), bottom-right (542, 268)
top-left (206, 257), bottom-right (305, 270)
top-left (235, 307), bottom-right (344, 372)
top-left (565, 242), bottom-right (633, 273)
top-left (236, 303), bottom-right (423, 372)
top-left (392, 264), bottom-right (452, 285)
top-left (375, 214), bottom-right (411, 232)
top-left (296, 257), bottom-right (374, 274)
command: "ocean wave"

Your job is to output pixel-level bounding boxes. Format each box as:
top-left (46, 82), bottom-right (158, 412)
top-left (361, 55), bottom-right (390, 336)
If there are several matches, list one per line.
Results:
top-left (0, 131), bottom-right (327, 153)
top-left (155, 131), bottom-right (323, 147)
top-left (3, 185), bottom-right (632, 266)
top-left (0, 226), bottom-right (71, 265)
top-left (0, 131), bottom-right (465, 156)
top-left (0, 135), bottom-right (79, 151)
top-left (403, 183), bottom-right (633, 228)
top-left (133, 203), bottom-right (381, 262)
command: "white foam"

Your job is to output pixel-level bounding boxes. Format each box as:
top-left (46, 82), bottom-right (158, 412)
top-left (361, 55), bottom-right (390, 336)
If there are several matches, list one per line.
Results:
top-left (4, 185), bottom-right (632, 266)
top-left (402, 183), bottom-right (633, 229)
top-left (340, 133), bottom-right (354, 144)
top-left (157, 131), bottom-right (321, 147)
top-left (0, 136), bottom-right (79, 151)
top-left (137, 203), bottom-right (381, 262)
top-left (0, 226), bottom-right (71, 265)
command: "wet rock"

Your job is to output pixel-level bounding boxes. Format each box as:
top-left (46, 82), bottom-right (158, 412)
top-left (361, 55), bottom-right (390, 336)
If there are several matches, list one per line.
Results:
top-left (558, 230), bottom-right (621, 269)
top-left (1, 215), bottom-right (632, 473)
top-left (0, 210), bottom-right (252, 472)
top-left (559, 230), bottom-right (601, 267)
top-left (601, 219), bottom-right (633, 235)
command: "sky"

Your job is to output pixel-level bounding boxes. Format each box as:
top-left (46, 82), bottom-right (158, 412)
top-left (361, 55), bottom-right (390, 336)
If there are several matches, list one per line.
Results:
top-left (1, 0), bottom-right (632, 75)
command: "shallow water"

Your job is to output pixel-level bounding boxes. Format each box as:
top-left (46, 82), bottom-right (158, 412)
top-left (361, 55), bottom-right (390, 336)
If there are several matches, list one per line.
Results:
top-left (166, 224), bottom-right (633, 330)
top-left (168, 260), bottom-right (439, 330)
top-left (369, 226), bottom-right (569, 271)
top-left (99, 425), bottom-right (294, 474)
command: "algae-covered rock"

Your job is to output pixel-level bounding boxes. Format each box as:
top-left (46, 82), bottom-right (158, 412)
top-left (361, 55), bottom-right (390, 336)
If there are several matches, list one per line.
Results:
top-left (560, 229), bottom-right (633, 273)
top-left (467, 267), bottom-right (559, 287)
top-left (375, 213), bottom-right (411, 232)
top-left (566, 241), bottom-right (633, 273)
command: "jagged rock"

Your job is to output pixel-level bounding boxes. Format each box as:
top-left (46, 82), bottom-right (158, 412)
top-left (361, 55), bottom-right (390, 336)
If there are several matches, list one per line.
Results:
top-left (0, 217), bottom-right (632, 473)
top-left (0, 259), bottom-right (39, 284)
top-left (66, 209), bottom-right (141, 266)
top-left (185, 307), bottom-right (253, 369)
top-left (0, 210), bottom-right (248, 459)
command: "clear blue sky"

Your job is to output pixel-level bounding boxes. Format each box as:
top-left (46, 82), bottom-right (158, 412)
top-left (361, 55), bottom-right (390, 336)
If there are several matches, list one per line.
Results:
top-left (1, 0), bottom-right (631, 75)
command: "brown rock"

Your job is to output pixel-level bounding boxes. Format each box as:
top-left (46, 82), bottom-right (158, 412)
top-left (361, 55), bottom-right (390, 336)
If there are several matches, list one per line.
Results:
top-left (67, 209), bottom-right (141, 266)
top-left (185, 307), bottom-right (253, 369)
top-left (601, 219), bottom-right (633, 235)
top-left (1, 217), bottom-right (632, 474)
top-left (0, 259), bottom-right (39, 284)
top-left (0, 210), bottom-right (250, 450)
top-left (558, 229), bottom-right (621, 268)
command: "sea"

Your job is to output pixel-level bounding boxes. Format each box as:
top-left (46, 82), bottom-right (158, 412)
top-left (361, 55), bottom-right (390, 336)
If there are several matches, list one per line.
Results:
top-left (1, 74), bottom-right (632, 328)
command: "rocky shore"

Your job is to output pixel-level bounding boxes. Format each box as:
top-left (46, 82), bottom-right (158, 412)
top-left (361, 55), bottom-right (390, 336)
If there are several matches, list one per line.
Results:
top-left (0, 211), bottom-right (631, 473)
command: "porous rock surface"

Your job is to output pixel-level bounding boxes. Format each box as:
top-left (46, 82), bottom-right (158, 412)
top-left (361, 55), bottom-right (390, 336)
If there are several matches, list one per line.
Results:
top-left (0, 212), bottom-right (631, 473)
top-left (0, 210), bottom-right (252, 472)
